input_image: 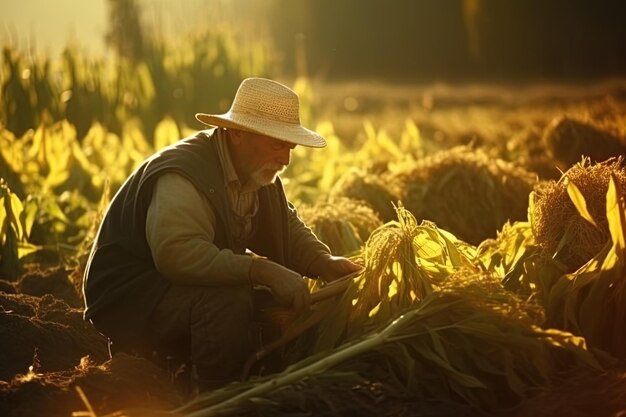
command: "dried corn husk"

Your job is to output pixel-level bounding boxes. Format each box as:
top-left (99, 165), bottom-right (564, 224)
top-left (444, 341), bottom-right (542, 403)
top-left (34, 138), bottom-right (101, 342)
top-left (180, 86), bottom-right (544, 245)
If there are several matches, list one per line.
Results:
top-left (531, 157), bottom-right (626, 272)
top-left (392, 146), bottom-right (536, 246)
top-left (329, 168), bottom-right (401, 222)
top-left (477, 219), bottom-right (565, 307)
top-left (297, 197), bottom-right (383, 256)
top-left (543, 116), bottom-right (626, 172)
top-left (546, 173), bottom-right (626, 358)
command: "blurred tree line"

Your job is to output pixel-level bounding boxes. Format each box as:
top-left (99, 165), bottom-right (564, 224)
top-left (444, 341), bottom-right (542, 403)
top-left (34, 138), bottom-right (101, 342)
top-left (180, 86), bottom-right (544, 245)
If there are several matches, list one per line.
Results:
top-left (1, 0), bottom-right (269, 140)
top-left (2, 0), bottom-right (625, 142)
top-left (267, 0), bottom-right (626, 81)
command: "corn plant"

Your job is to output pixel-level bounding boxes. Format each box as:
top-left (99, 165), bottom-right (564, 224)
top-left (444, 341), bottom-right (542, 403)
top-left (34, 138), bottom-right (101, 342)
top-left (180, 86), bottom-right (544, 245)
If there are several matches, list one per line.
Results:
top-left (0, 179), bottom-right (38, 279)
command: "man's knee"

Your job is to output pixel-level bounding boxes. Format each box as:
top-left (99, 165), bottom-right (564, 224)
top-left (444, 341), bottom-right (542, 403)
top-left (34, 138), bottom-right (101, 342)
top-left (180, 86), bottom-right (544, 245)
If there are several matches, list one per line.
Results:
top-left (192, 285), bottom-right (253, 323)
top-left (189, 285), bottom-right (255, 383)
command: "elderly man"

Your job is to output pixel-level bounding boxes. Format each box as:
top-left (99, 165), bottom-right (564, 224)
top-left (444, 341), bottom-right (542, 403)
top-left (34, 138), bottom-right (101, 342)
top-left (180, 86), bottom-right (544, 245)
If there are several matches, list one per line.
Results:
top-left (83, 78), bottom-right (362, 390)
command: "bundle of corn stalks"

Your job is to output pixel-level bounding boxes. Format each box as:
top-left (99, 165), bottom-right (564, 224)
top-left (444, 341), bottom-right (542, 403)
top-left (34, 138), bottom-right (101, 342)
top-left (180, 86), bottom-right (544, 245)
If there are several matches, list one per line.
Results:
top-left (347, 206), bottom-right (477, 332)
top-left (503, 126), bottom-right (561, 180)
top-left (479, 160), bottom-right (626, 360)
top-left (297, 197), bottom-right (383, 256)
top-left (159, 271), bottom-right (605, 417)
top-left (329, 168), bottom-right (401, 222)
top-left (545, 172), bottom-right (626, 358)
top-left (531, 157), bottom-right (626, 273)
top-left (276, 206), bottom-right (477, 365)
top-left (391, 146), bottom-right (537, 246)
top-left (543, 115), bottom-right (626, 172)
top-left (477, 220), bottom-right (565, 307)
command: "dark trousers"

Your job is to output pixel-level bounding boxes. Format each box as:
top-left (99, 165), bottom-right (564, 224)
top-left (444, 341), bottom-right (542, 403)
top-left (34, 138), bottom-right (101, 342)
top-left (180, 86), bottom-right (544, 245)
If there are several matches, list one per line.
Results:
top-left (145, 284), bottom-right (256, 388)
top-left (91, 284), bottom-right (281, 391)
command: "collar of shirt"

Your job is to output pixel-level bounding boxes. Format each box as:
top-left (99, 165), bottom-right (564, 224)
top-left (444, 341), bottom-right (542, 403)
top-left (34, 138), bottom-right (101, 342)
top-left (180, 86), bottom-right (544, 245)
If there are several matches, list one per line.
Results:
top-left (215, 129), bottom-right (260, 224)
top-left (215, 129), bottom-right (261, 194)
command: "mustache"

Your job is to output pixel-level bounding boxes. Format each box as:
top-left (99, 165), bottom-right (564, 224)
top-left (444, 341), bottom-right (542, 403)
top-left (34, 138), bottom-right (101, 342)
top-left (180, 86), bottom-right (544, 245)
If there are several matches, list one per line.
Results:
top-left (262, 163), bottom-right (286, 173)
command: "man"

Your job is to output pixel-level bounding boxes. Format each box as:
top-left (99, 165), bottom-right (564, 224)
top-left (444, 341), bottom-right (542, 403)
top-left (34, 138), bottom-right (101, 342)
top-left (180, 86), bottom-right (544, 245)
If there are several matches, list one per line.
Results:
top-left (82, 78), bottom-right (362, 389)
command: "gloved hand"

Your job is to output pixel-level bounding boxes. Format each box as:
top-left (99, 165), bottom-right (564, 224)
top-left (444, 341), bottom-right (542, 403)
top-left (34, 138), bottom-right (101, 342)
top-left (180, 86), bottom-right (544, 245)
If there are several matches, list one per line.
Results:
top-left (249, 258), bottom-right (311, 314)
top-left (308, 253), bottom-right (364, 282)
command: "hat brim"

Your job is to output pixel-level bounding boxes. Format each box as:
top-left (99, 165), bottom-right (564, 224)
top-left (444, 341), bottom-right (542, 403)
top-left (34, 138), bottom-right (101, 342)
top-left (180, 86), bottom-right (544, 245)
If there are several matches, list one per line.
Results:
top-left (195, 112), bottom-right (326, 148)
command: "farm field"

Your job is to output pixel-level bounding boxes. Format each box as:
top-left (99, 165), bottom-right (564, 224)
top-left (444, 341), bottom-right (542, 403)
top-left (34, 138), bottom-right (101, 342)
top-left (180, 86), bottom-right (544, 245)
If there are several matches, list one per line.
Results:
top-left (2, 75), bottom-right (626, 417)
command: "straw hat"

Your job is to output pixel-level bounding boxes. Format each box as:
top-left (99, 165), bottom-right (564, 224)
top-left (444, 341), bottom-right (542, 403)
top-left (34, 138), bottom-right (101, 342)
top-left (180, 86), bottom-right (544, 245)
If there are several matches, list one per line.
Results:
top-left (195, 78), bottom-right (326, 148)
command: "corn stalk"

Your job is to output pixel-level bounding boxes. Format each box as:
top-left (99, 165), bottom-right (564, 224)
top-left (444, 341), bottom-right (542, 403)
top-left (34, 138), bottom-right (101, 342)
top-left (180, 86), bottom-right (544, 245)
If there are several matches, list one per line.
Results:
top-left (0, 179), bottom-right (39, 279)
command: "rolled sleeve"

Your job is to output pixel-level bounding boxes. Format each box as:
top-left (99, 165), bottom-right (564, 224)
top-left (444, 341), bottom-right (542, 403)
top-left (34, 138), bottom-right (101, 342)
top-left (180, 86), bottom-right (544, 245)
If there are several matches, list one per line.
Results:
top-left (146, 172), bottom-right (252, 286)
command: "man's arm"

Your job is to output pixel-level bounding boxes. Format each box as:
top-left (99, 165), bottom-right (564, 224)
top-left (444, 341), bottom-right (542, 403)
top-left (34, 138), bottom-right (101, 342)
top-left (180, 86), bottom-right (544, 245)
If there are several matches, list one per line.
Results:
top-left (285, 202), bottom-right (363, 281)
top-left (146, 172), bottom-right (252, 286)
top-left (147, 173), bottom-right (312, 312)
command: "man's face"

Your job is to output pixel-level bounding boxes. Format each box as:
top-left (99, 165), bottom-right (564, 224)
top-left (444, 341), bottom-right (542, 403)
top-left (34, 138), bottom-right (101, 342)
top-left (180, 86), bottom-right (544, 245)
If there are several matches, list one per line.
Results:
top-left (232, 130), bottom-right (296, 187)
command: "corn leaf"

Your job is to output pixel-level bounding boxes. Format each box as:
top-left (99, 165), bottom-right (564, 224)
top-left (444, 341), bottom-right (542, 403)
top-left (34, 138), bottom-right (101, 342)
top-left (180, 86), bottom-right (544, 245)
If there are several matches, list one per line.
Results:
top-left (154, 116), bottom-right (180, 151)
top-left (566, 178), bottom-right (598, 228)
top-left (606, 173), bottom-right (626, 253)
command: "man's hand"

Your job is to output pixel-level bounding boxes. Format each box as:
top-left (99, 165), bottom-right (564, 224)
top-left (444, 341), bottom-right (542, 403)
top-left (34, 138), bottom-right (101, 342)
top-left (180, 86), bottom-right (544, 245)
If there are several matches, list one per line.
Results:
top-left (249, 259), bottom-right (311, 314)
top-left (309, 254), bottom-right (364, 283)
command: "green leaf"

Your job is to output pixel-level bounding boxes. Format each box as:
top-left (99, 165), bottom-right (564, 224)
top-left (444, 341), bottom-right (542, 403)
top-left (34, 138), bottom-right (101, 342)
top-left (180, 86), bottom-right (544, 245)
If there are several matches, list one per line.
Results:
top-left (17, 242), bottom-right (41, 259)
top-left (8, 190), bottom-right (25, 240)
top-left (20, 196), bottom-right (38, 238)
top-left (606, 173), bottom-right (626, 252)
top-left (0, 191), bottom-right (7, 242)
top-left (566, 178), bottom-right (598, 228)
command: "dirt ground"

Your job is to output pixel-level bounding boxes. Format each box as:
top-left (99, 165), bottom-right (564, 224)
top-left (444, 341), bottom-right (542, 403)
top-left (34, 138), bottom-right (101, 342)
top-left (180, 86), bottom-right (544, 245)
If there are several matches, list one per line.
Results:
top-left (0, 266), bottom-right (182, 417)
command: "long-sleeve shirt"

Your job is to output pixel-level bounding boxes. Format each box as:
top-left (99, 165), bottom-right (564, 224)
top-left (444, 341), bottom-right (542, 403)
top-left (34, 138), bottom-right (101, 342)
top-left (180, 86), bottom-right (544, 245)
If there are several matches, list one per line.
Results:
top-left (145, 130), bottom-right (259, 286)
top-left (146, 172), bottom-right (253, 286)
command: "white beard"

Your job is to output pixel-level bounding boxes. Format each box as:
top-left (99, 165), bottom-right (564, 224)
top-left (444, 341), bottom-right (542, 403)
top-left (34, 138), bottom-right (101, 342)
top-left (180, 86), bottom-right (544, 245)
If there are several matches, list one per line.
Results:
top-left (250, 163), bottom-right (285, 187)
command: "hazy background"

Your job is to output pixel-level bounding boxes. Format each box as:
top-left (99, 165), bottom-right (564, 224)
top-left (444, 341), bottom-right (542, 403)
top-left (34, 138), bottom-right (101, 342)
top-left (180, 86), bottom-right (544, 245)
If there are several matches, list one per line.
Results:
top-left (2, 0), bottom-right (108, 56)
top-left (1, 0), bottom-right (211, 56)
top-left (3, 0), bottom-right (626, 81)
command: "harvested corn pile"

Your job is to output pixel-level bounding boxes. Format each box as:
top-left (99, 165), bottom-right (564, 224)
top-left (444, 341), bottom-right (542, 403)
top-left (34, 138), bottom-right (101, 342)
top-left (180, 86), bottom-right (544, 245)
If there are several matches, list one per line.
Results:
top-left (392, 146), bottom-right (537, 245)
top-left (280, 206), bottom-right (478, 368)
top-left (531, 157), bottom-right (626, 272)
top-left (329, 168), bottom-right (401, 222)
top-left (504, 126), bottom-right (561, 180)
top-left (171, 270), bottom-right (605, 417)
top-left (297, 197), bottom-right (383, 256)
top-left (543, 170), bottom-right (626, 358)
top-left (543, 115), bottom-right (626, 171)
